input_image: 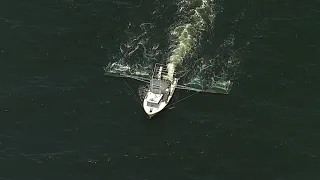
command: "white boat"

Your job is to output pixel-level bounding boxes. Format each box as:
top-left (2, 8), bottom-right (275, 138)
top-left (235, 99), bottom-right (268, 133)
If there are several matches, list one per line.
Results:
top-left (104, 62), bottom-right (231, 118)
top-left (143, 64), bottom-right (178, 118)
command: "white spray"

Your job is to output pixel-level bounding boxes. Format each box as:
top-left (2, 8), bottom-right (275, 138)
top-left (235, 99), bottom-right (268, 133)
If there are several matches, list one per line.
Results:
top-left (166, 0), bottom-right (215, 82)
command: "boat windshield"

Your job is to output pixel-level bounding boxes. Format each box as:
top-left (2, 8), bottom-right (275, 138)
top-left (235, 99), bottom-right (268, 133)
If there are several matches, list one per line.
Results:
top-left (147, 101), bottom-right (159, 108)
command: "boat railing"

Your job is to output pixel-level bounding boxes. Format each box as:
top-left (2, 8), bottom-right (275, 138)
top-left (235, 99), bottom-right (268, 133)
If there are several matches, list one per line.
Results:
top-left (152, 63), bottom-right (176, 79)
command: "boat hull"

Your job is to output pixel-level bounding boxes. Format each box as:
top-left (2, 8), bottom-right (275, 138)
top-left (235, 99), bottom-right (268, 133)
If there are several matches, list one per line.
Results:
top-left (143, 79), bottom-right (177, 118)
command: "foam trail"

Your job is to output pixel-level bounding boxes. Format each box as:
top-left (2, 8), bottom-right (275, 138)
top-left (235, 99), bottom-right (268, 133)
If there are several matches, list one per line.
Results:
top-left (166, 0), bottom-right (215, 81)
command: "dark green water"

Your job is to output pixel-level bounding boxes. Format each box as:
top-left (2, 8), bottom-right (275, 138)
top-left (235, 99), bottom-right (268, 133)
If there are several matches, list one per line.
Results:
top-left (0, 0), bottom-right (319, 179)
